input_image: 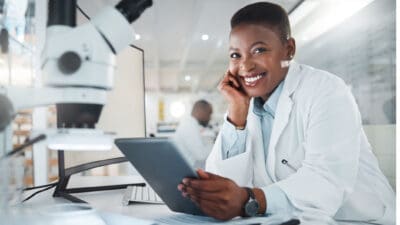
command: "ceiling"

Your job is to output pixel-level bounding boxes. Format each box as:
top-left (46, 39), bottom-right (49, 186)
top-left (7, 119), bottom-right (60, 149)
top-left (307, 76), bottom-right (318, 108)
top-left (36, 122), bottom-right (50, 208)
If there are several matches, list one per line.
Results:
top-left (77, 0), bottom-right (303, 93)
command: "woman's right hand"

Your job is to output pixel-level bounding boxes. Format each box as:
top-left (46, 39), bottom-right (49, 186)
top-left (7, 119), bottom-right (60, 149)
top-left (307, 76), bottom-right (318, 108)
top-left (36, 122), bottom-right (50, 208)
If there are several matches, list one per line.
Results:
top-left (217, 70), bottom-right (250, 127)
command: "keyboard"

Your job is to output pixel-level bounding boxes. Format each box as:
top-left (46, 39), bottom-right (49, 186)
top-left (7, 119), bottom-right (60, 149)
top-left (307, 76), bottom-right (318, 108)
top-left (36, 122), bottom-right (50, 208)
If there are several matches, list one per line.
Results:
top-left (122, 184), bottom-right (164, 205)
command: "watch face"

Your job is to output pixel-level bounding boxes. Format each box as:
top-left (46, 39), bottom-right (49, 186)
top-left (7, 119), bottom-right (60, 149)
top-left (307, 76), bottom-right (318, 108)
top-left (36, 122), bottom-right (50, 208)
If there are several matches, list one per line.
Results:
top-left (245, 200), bottom-right (259, 217)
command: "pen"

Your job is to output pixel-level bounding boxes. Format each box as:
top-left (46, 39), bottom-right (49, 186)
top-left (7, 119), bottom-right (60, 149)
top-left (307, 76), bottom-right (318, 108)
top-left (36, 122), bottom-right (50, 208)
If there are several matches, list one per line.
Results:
top-left (279, 219), bottom-right (300, 225)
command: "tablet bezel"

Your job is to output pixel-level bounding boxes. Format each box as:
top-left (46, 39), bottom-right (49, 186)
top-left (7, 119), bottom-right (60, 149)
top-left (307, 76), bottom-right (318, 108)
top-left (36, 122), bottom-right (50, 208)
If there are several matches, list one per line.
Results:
top-left (115, 137), bottom-right (204, 216)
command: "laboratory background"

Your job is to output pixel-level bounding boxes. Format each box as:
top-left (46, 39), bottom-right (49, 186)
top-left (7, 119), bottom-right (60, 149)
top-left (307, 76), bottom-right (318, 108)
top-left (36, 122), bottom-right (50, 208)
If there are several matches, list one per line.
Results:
top-left (0, 0), bottom-right (396, 221)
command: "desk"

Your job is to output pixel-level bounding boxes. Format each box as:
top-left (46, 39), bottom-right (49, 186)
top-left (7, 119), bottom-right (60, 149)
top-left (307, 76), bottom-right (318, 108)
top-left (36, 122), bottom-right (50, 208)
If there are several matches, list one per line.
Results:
top-left (20, 176), bottom-right (299, 225)
top-left (23, 176), bottom-right (176, 221)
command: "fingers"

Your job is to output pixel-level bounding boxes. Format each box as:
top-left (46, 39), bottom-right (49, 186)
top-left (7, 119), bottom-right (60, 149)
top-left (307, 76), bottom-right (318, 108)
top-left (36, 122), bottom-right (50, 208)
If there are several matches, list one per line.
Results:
top-left (196, 169), bottom-right (210, 179)
top-left (225, 70), bottom-right (240, 87)
top-left (188, 191), bottom-right (237, 221)
top-left (218, 71), bottom-right (250, 105)
top-left (182, 179), bottom-right (221, 192)
top-left (203, 170), bottom-right (224, 179)
top-left (188, 196), bottom-right (222, 219)
top-left (182, 177), bottom-right (226, 192)
top-left (184, 185), bottom-right (232, 203)
top-left (180, 170), bottom-right (224, 192)
top-left (226, 72), bottom-right (240, 88)
top-left (177, 183), bottom-right (188, 197)
top-left (218, 71), bottom-right (240, 91)
top-left (178, 175), bottom-right (244, 221)
top-left (196, 169), bottom-right (222, 180)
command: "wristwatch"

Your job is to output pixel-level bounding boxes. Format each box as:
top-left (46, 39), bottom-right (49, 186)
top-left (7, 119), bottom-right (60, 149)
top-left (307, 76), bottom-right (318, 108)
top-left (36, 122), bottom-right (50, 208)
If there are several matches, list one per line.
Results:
top-left (243, 187), bottom-right (260, 217)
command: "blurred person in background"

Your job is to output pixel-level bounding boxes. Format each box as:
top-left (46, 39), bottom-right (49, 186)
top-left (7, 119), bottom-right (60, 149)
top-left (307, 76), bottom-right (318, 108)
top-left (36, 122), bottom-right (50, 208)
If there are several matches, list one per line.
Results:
top-left (174, 99), bottom-right (214, 169)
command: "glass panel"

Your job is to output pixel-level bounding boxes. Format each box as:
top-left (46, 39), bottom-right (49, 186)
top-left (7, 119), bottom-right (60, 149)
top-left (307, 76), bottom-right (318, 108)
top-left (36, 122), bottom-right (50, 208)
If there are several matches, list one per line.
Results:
top-left (0, 0), bottom-right (36, 86)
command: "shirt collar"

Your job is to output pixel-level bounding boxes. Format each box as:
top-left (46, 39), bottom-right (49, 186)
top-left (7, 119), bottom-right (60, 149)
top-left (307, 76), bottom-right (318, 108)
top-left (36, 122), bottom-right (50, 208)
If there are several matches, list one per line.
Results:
top-left (253, 80), bottom-right (285, 118)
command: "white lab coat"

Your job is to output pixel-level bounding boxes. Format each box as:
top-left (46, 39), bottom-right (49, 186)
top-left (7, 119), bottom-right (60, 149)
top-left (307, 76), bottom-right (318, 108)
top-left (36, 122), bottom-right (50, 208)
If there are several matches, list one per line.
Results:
top-left (174, 116), bottom-right (213, 169)
top-left (206, 62), bottom-right (395, 224)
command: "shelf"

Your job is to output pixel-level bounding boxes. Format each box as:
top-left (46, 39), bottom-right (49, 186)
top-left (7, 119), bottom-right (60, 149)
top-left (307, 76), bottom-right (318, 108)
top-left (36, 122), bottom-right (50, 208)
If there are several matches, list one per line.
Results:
top-left (14, 117), bottom-right (32, 125)
top-left (13, 130), bottom-right (30, 136)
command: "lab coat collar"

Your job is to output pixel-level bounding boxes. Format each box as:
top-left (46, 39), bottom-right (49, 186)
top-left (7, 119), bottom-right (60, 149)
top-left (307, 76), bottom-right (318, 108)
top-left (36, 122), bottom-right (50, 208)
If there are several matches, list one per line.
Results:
top-left (251, 60), bottom-right (301, 117)
top-left (282, 60), bottom-right (302, 97)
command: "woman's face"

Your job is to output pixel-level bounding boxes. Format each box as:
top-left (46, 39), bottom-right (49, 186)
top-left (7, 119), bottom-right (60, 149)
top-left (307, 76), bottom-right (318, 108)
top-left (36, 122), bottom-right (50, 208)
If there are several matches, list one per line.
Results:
top-left (229, 23), bottom-right (294, 101)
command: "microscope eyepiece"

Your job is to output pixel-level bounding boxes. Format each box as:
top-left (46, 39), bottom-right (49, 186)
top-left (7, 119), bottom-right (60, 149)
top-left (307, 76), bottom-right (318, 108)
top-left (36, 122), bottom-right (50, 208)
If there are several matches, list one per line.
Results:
top-left (116, 0), bottom-right (153, 23)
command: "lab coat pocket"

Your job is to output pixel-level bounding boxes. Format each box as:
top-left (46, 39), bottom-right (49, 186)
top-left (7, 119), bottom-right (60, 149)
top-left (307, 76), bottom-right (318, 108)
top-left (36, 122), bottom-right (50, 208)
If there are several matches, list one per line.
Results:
top-left (281, 151), bottom-right (303, 172)
top-left (276, 153), bottom-right (303, 180)
top-left (334, 191), bottom-right (386, 222)
top-left (281, 157), bottom-right (302, 172)
top-left (279, 142), bottom-right (305, 173)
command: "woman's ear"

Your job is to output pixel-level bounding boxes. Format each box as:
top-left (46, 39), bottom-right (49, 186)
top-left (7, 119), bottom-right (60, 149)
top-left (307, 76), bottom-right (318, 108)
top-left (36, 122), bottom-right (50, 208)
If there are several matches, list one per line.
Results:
top-left (286, 37), bottom-right (296, 59)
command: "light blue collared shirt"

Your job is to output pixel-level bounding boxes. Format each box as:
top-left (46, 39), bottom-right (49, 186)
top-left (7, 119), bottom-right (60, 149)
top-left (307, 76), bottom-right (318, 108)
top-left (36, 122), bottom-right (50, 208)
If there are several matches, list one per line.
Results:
top-left (221, 81), bottom-right (294, 215)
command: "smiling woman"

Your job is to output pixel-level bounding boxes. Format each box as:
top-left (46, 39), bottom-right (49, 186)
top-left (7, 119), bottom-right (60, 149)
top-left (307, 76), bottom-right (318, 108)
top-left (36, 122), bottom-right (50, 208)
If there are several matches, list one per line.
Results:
top-left (228, 24), bottom-right (294, 101)
top-left (178, 2), bottom-right (395, 224)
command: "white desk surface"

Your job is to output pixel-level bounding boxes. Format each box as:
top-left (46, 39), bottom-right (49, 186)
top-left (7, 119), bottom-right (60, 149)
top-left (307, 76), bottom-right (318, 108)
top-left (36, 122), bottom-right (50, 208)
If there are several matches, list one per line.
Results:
top-left (23, 175), bottom-right (177, 221)
top-left (21, 176), bottom-right (300, 225)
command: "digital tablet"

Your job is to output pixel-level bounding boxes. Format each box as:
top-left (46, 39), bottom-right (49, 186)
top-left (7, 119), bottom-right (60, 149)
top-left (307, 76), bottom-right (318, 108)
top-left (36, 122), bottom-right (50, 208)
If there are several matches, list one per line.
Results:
top-left (115, 137), bottom-right (204, 216)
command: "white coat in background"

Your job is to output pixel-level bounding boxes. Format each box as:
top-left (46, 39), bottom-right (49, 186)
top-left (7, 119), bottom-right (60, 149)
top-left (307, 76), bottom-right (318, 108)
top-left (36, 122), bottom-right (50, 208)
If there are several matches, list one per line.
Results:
top-left (174, 116), bottom-right (213, 169)
top-left (206, 62), bottom-right (395, 225)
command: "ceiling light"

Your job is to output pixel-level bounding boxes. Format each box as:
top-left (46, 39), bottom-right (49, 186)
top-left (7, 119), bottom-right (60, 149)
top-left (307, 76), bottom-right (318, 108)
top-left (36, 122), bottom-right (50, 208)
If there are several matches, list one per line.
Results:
top-left (184, 75), bottom-right (191, 81)
top-left (170, 101), bottom-right (186, 119)
top-left (201, 34), bottom-right (209, 41)
top-left (135, 34), bottom-right (141, 40)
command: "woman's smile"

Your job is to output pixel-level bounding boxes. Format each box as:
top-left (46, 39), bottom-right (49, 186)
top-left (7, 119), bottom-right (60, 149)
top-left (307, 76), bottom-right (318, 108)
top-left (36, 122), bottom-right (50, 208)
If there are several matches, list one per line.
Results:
top-left (240, 72), bottom-right (267, 87)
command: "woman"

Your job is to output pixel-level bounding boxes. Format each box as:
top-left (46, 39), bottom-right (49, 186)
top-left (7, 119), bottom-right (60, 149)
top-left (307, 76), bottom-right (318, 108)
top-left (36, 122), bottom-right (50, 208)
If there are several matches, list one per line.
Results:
top-left (178, 2), bottom-right (395, 224)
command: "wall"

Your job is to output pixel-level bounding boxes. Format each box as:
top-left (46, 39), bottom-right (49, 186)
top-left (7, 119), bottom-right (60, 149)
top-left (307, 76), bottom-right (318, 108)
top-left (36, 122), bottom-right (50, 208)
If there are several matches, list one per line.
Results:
top-left (294, 0), bottom-right (395, 125)
top-left (363, 125), bottom-right (396, 189)
top-left (292, 0), bottom-right (396, 189)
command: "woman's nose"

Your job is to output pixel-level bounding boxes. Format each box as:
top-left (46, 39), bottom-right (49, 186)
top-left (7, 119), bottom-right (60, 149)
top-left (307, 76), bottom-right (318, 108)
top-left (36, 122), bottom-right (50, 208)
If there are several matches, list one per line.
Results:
top-left (239, 59), bottom-right (255, 72)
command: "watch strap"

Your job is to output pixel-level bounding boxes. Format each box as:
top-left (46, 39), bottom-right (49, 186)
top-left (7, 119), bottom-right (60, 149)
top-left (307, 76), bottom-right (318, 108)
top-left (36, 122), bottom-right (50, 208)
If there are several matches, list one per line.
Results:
top-left (245, 187), bottom-right (255, 200)
top-left (243, 187), bottom-right (260, 217)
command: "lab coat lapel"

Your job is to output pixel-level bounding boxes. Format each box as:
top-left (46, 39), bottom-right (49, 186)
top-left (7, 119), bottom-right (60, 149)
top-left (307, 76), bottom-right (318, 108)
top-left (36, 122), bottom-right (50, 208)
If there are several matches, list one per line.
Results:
top-left (267, 61), bottom-right (301, 181)
top-left (267, 95), bottom-right (293, 181)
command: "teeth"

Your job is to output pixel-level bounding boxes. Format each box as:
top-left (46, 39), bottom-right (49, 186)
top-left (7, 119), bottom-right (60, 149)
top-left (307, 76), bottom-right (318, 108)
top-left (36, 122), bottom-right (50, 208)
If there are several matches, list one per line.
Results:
top-left (244, 74), bottom-right (263, 83)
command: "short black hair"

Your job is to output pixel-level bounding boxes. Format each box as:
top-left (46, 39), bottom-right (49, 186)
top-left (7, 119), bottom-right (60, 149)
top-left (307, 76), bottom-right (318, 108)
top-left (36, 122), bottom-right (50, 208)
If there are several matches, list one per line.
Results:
top-left (192, 100), bottom-right (211, 114)
top-left (230, 2), bottom-right (291, 42)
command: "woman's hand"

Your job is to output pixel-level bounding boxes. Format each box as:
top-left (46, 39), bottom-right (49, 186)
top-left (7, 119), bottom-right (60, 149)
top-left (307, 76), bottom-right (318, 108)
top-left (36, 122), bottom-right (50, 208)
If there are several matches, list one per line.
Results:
top-left (177, 169), bottom-right (248, 221)
top-left (218, 70), bottom-right (250, 127)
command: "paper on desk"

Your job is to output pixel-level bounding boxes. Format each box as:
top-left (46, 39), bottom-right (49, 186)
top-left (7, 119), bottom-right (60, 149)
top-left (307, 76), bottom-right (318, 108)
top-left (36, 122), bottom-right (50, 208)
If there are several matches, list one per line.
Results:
top-left (100, 212), bottom-right (157, 225)
top-left (154, 213), bottom-right (290, 225)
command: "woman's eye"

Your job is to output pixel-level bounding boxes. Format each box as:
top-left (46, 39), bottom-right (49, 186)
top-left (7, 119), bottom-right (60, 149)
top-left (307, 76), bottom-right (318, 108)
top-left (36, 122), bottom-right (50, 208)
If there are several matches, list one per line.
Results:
top-left (254, 47), bottom-right (267, 54)
top-left (230, 53), bottom-right (240, 59)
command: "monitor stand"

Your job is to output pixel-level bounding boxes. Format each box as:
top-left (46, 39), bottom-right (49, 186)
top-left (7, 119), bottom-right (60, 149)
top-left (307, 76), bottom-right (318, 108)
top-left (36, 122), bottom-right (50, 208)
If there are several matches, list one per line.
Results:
top-left (53, 151), bottom-right (144, 203)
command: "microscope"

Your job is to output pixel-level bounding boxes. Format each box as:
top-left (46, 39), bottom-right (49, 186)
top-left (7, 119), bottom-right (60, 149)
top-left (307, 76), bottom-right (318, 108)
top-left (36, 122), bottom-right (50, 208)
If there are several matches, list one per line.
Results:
top-left (0, 0), bottom-right (152, 223)
top-left (0, 0), bottom-right (152, 153)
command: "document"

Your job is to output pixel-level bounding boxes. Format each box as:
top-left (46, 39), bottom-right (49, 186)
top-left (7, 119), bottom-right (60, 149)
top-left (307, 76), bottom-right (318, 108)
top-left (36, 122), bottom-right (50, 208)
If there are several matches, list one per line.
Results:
top-left (100, 212), bottom-right (157, 225)
top-left (154, 213), bottom-right (291, 225)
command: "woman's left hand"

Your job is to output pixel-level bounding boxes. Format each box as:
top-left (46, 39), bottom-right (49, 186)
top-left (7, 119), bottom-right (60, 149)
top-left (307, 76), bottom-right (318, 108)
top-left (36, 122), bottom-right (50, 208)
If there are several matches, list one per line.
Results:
top-left (177, 169), bottom-right (248, 220)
